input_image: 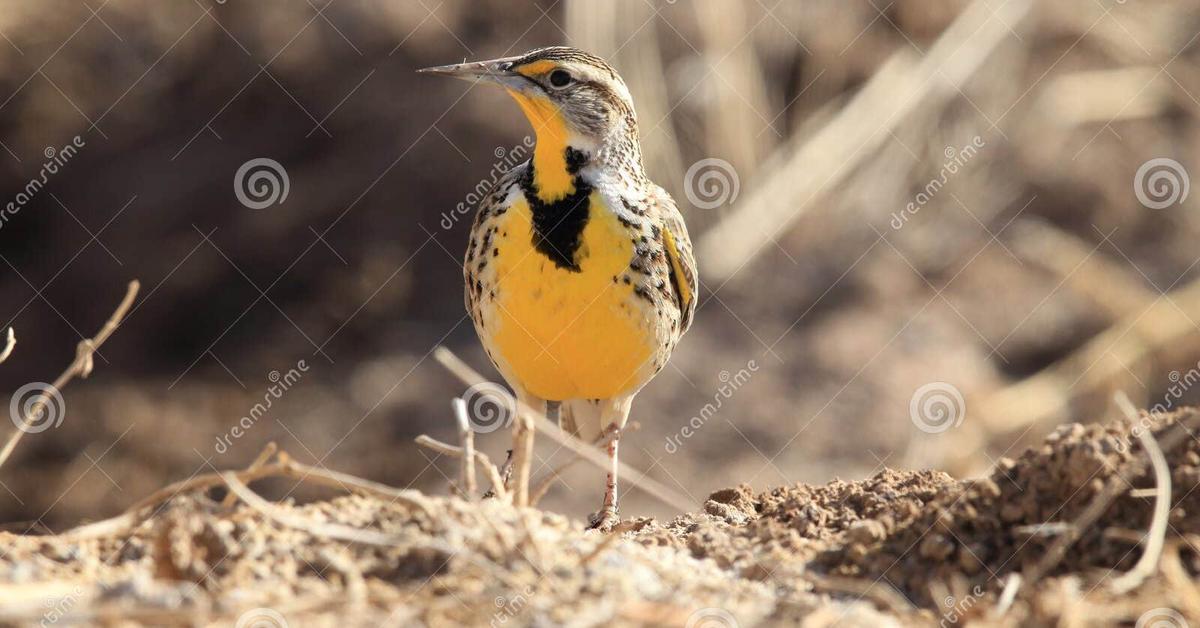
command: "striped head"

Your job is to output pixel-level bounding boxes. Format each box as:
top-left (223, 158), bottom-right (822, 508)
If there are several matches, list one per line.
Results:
top-left (420, 46), bottom-right (643, 198)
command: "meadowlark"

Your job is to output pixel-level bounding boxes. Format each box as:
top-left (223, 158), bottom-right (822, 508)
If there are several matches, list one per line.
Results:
top-left (420, 46), bottom-right (697, 530)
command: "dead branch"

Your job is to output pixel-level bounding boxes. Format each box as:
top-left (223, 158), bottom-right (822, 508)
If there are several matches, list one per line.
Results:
top-left (0, 280), bottom-right (139, 470)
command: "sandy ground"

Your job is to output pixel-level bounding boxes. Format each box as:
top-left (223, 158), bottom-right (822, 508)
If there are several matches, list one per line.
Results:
top-left (0, 407), bottom-right (1193, 627)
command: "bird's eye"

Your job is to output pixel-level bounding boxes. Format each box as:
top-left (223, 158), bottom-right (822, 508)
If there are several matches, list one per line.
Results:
top-left (548, 69), bottom-right (573, 88)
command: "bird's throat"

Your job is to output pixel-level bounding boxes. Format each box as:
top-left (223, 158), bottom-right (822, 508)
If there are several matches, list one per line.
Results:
top-left (507, 90), bottom-right (580, 202)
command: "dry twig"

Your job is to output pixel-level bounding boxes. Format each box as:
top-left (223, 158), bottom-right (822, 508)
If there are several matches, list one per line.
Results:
top-left (414, 434), bottom-right (507, 501)
top-left (0, 328), bottom-right (14, 365)
top-left (53, 455), bottom-right (435, 540)
top-left (221, 441), bottom-right (278, 507)
top-left (1109, 393), bottom-right (1171, 594)
top-left (1023, 400), bottom-right (1197, 586)
top-left (221, 472), bottom-right (403, 547)
top-left (0, 280), bottom-right (139, 470)
top-left (991, 573), bottom-right (1022, 618)
top-left (453, 398), bottom-right (477, 499)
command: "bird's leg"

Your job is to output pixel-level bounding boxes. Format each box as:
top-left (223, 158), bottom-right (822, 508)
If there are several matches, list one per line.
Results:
top-left (588, 422), bottom-right (625, 532)
top-left (587, 397), bottom-right (631, 531)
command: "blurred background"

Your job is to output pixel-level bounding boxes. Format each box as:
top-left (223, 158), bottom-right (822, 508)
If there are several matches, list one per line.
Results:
top-left (2, 0), bottom-right (1199, 529)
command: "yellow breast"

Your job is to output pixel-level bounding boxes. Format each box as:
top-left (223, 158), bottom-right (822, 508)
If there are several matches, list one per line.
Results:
top-left (484, 193), bottom-right (654, 401)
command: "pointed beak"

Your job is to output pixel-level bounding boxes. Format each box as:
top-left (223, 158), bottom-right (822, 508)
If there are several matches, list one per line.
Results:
top-left (417, 56), bottom-right (531, 91)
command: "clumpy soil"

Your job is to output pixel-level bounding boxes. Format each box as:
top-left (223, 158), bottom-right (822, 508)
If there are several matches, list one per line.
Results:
top-left (1, 408), bottom-right (1196, 626)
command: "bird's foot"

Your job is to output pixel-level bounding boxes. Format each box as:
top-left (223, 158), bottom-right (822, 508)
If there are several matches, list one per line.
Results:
top-left (586, 506), bottom-right (621, 533)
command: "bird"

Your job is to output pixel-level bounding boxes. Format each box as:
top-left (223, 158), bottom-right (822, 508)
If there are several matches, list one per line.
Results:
top-left (420, 46), bottom-right (697, 530)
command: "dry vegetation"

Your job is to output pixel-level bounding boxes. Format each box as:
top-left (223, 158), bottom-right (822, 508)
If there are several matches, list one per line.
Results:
top-left (0, 403), bottom-right (1195, 625)
top-left (1, 0), bottom-right (1200, 625)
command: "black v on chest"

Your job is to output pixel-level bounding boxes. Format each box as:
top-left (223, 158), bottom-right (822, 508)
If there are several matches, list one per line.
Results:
top-left (520, 147), bottom-right (591, 272)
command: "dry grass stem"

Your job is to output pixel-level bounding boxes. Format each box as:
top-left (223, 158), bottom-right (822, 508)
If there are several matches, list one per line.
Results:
top-left (220, 441), bottom-right (279, 507)
top-left (979, 275), bottom-right (1200, 434)
top-left (1009, 219), bottom-right (1156, 319)
top-left (433, 346), bottom-right (694, 513)
top-left (0, 327), bottom-right (14, 366)
top-left (0, 280), bottom-right (140, 470)
top-left (1109, 393), bottom-right (1171, 594)
top-left (53, 455), bottom-right (434, 540)
top-left (698, 0), bottom-right (1033, 279)
top-left (221, 472), bottom-right (403, 547)
top-left (1024, 402), bottom-right (1198, 586)
top-left (453, 398), bottom-right (477, 499)
top-left (530, 428), bottom-right (620, 506)
top-left (992, 573), bottom-right (1022, 618)
top-left (415, 434), bottom-right (507, 501)
top-left (511, 406), bottom-right (534, 507)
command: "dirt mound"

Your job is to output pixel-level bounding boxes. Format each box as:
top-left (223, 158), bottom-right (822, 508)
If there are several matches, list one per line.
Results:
top-left (634, 407), bottom-right (1199, 624)
top-left (2, 409), bottom-right (1195, 626)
